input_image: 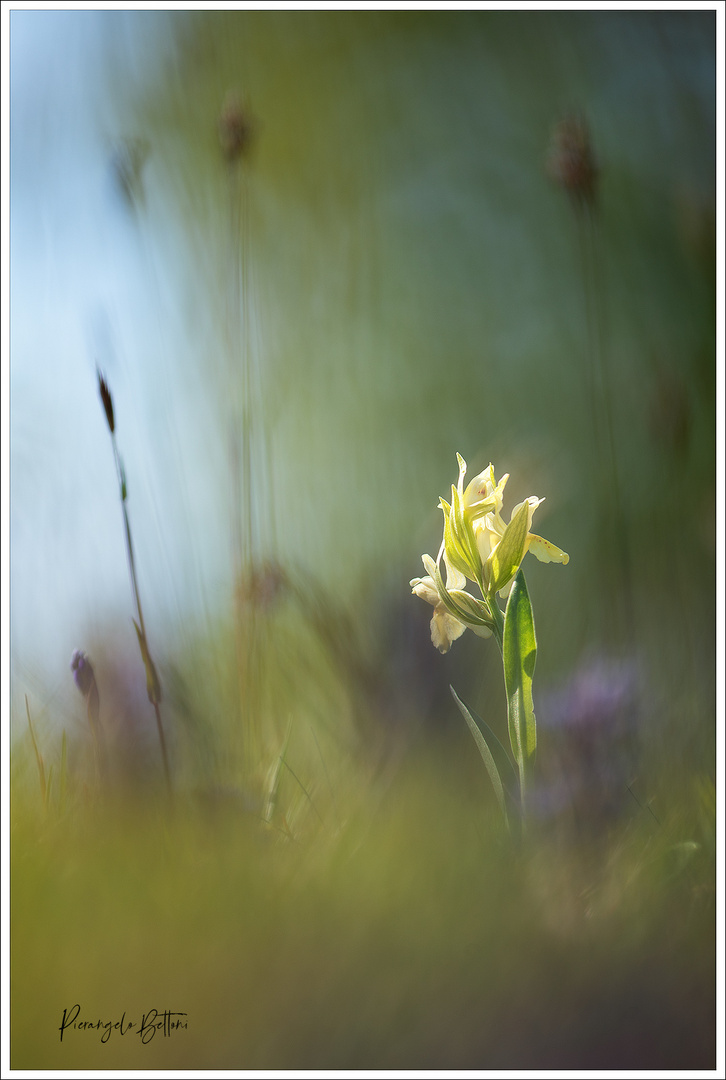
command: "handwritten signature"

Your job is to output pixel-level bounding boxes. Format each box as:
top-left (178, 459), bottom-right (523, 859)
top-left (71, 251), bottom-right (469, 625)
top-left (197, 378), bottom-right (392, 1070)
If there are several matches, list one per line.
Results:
top-left (59, 1004), bottom-right (188, 1044)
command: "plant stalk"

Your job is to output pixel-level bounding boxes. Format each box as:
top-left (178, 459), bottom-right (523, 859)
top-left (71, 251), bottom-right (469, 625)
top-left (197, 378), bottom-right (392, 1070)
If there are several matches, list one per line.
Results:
top-left (111, 428), bottom-right (171, 796)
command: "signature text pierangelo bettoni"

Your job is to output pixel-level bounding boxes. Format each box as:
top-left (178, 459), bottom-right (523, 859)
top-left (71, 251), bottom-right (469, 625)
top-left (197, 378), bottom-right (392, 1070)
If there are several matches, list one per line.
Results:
top-left (59, 1003), bottom-right (188, 1044)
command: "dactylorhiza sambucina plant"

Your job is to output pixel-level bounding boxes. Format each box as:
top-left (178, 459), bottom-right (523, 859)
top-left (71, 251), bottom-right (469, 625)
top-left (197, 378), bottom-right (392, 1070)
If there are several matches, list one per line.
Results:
top-left (411, 454), bottom-right (569, 828)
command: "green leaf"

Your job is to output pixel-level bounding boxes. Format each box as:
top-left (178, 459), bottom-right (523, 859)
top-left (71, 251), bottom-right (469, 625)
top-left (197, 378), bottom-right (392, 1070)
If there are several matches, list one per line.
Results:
top-left (503, 569), bottom-right (537, 802)
top-left (489, 499), bottom-right (530, 595)
top-left (450, 686), bottom-right (519, 828)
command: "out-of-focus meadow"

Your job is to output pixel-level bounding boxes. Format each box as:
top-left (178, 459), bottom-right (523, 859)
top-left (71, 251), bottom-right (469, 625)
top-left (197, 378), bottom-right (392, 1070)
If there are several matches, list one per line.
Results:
top-left (10, 9), bottom-right (716, 1070)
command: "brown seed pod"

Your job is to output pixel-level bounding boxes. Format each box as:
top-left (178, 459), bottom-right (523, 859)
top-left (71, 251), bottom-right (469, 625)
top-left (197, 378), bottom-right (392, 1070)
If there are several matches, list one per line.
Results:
top-left (97, 369), bottom-right (115, 434)
top-left (546, 114), bottom-right (598, 209)
top-left (219, 93), bottom-right (255, 164)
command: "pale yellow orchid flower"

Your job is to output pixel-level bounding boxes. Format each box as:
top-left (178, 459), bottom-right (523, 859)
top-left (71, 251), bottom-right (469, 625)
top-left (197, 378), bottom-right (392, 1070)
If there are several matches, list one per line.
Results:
top-left (437, 455), bottom-right (506, 584)
top-left (461, 459), bottom-right (509, 522)
top-left (443, 454), bottom-right (569, 597)
top-left (410, 546), bottom-right (493, 653)
top-left (413, 455), bottom-right (569, 653)
top-left (475, 491), bottom-right (569, 596)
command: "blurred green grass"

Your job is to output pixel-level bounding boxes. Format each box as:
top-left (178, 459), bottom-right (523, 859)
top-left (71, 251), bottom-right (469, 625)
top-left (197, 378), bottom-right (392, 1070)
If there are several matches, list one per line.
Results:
top-left (11, 740), bottom-right (715, 1070)
top-left (10, 9), bottom-right (715, 1070)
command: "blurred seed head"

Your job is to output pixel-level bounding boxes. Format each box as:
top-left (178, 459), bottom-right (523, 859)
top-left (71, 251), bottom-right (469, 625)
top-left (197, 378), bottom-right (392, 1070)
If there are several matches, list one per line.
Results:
top-left (546, 114), bottom-right (598, 209)
top-left (649, 364), bottom-right (691, 456)
top-left (71, 649), bottom-right (96, 697)
top-left (236, 560), bottom-right (288, 610)
top-left (110, 137), bottom-right (149, 209)
top-left (674, 183), bottom-right (715, 263)
top-left (97, 369), bottom-right (115, 433)
top-left (219, 92), bottom-right (255, 164)
top-left (71, 648), bottom-right (102, 742)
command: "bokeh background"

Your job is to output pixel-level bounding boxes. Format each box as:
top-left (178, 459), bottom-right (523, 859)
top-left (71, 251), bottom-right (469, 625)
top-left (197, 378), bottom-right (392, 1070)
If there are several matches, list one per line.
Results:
top-left (10, 9), bottom-right (716, 1070)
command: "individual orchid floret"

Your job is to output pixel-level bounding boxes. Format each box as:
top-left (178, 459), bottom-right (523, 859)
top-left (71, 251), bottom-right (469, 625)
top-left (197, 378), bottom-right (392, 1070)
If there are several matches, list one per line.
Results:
top-left (437, 454), bottom-right (498, 585)
top-left (438, 454), bottom-right (510, 585)
top-left (475, 492), bottom-right (569, 597)
top-left (461, 457), bottom-right (509, 522)
top-left (410, 545), bottom-right (493, 653)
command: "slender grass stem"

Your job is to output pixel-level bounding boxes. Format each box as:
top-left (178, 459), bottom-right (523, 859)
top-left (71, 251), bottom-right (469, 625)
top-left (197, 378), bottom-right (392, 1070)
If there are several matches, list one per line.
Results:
top-left (25, 695), bottom-right (47, 806)
top-left (280, 758), bottom-right (325, 827)
top-left (577, 203), bottom-right (635, 643)
top-left (112, 435), bottom-right (171, 793)
top-left (114, 441), bottom-right (145, 634)
top-left (98, 370), bottom-right (172, 797)
top-left (152, 701), bottom-right (172, 793)
top-left (309, 723), bottom-right (341, 830)
top-left (226, 151), bottom-right (252, 769)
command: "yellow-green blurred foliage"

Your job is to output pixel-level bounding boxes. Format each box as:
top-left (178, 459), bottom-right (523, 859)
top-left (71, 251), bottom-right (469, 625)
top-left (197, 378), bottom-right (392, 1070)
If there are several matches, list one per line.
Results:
top-left (12, 748), bottom-right (715, 1069)
top-left (11, 9), bottom-right (715, 1070)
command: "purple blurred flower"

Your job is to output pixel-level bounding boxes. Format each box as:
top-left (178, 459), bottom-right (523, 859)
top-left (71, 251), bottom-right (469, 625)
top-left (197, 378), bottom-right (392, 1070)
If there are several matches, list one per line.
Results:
top-left (71, 648), bottom-right (102, 745)
top-left (539, 657), bottom-right (638, 734)
top-left (70, 649), bottom-right (95, 697)
top-left (533, 656), bottom-right (641, 824)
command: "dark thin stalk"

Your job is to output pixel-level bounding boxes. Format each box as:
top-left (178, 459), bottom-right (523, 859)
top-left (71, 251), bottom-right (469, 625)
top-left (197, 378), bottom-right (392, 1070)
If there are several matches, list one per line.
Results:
top-left (115, 464), bottom-right (172, 794)
top-left (280, 758), bottom-right (325, 826)
top-left (151, 702), bottom-right (171, 793)
top-left (25, 695), bottom-right (47, 806)
top-left (577, 203), bottom-right (635, 644)
top-left (98, 370), bottom-right (172, 796)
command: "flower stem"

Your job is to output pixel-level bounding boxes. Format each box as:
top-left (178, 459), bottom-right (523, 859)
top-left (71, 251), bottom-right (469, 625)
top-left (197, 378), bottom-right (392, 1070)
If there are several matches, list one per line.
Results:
top-left (488, 597), bottom-right (504, 653)
top-left (477, 572), bottom-right (504, 652)
top-left (481, 584), bottom-right (530, 823)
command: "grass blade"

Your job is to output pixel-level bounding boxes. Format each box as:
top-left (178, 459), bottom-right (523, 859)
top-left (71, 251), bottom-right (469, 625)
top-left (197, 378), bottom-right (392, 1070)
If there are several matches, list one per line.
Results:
top-left (25, 696), bottom-right (46, 805)
top-left (450, 685), bottom-right (517, 829)
top-left (59, 731), bottom-right (68, 814)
